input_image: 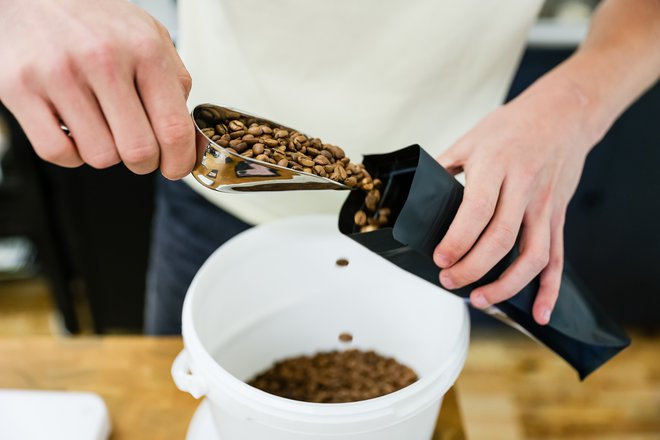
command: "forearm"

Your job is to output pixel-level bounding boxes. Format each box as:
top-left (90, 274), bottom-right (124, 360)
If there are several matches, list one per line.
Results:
top-left (516, 0), bottom-right (660, 147)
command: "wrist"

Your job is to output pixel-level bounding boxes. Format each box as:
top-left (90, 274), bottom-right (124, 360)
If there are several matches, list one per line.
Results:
top-left (516, 54), bottom-right (616, 151)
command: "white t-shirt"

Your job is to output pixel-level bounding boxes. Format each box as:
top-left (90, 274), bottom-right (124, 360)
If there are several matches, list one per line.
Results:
top-left (178, 0), bottom-right (543, 224)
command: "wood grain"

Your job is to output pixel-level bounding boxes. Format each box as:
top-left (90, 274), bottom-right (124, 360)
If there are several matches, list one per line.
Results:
top-left (456, 329), bottom-right (660, 440)
top-left (0, 337), bottom-right (464, 440)
top-left (0, 279), bottom-right (54, 336)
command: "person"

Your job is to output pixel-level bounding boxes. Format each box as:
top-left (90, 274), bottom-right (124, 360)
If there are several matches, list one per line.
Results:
top-left (0, 0), bottom-right (658, 334)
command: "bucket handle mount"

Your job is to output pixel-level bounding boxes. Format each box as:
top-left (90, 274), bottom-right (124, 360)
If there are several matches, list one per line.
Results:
top-left (172, 349), bottom-right (209, 399)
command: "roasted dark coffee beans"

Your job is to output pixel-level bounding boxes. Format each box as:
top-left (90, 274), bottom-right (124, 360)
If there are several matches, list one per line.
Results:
top-left (196, 111), bottom-right (389, 232)
top-left (247, 349), bottom-right (418, 403)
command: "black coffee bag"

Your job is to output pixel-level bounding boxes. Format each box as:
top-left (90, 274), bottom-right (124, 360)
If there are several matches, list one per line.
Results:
top-left (339, 145), bottom-right (630, 379)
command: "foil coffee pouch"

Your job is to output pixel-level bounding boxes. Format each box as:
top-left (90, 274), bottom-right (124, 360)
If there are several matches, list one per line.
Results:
top-left (339, 144), bottom-right (630, 379)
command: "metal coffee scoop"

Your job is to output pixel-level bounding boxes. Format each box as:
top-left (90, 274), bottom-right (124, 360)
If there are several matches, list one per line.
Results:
top-left (60, 103), bottom-right (353, 193)
top-left (190, 104), bottom-right (353, 193)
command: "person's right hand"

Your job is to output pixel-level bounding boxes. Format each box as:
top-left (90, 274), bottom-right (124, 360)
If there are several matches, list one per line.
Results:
top-left (0, 0), bottom-right (195, 179)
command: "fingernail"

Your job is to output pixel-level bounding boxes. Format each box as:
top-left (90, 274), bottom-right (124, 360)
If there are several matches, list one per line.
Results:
top-left (436, 253), bottom-right (451, 268)
top-left (471, 293), bottom-right (489, 309)
top-left (440, 272), bottom-right (455, 289)
top-left (542, 308), bottom-right (552, 324)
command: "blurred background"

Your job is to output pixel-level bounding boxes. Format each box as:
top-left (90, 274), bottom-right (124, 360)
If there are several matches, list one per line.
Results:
top-left (0, 0), bottom-right (658, 438)
top-left (1, 0), bottom-right (657, 335)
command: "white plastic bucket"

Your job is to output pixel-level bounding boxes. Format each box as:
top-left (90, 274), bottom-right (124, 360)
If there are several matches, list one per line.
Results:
top-left (172, 215), bottom-right (469, 439)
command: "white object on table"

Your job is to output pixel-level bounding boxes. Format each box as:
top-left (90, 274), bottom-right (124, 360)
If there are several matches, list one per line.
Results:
top-left (0, 390), bottom-right (111, 440)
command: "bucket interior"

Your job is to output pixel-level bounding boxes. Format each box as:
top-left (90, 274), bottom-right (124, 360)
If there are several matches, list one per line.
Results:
top-left (188, 216), bottom-right (467, 385)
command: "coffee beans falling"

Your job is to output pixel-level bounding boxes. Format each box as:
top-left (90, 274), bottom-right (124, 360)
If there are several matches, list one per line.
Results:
top-left (338, 332), bottom-right (353, 343)
top-left (247, 349), bottom-right (418, 403)
top-left (196, 109), bottom-right (389, 232)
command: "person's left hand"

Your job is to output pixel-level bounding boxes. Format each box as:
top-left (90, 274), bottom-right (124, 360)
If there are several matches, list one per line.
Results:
top-left (433, 78), bottom-right (603, 325)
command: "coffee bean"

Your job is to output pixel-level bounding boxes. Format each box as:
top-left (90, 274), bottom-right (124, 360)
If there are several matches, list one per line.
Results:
top-left (365, 189), bottom-right (381, 211)
top-left (252, 143), bottom-right (265, 155)
top-left (255, 154), bottom-right (269, 162)
top-left (325, 144), bottom-right (346, 160)
top-left (314, 155), bottom-right (330, 165)
top-left (298, 157), bottom-right (315, 167)
top-left (228, 120), bottom-right (246, 131)
top-left (264, 138), bottom-right (279, 147)
top-left (216, 124), bottom-right (228, 135)
top-left (208, 107), bottom-right (223, 119)
top-left (247, 126), bottom-right (263, 136)
top-left (277, 158), bottom-right (289, 167)
top-left (229, 130), bottom-right (245, 139)
top-left (354, 210), bottom-right (367, 226)
top-left (378, 207), bottom-right (391, 217)
top-left (337, 165), bottom-right (347, 180)
top-left (339, 332), bottom-right (353, 343)
top-left (330, 168), bottom-right (342, 181)
top-left (360, 224), bottom-right (378, 233)
top-left (344, 176), bottom-right (357, 187)
top-left (234, 142), bottom-right (248, 153)
top-left (320, 150), bottom-right (334, 161)
top-left (199, 109), bottom-right (214, 120)
top-left (314, 165), bottom-right (328, 177)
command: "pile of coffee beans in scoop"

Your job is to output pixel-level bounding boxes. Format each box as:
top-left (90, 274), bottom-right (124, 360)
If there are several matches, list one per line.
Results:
top-left (195, 110), bottom-right (389, 232)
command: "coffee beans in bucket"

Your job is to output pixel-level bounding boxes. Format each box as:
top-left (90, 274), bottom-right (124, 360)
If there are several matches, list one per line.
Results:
top-left (196, 109), bottom-right (389, 233)
top-left (247, 349), bottom-right (418, 403)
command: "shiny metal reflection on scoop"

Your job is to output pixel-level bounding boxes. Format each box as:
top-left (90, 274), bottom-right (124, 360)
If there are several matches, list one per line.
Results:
top-left (191, 104), bottom-right (353, 193)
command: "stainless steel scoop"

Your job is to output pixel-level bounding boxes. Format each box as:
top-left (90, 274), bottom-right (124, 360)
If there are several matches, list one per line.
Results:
top-left (60, 103), bottom-right (353, 193)
top-left (191, 104), bottom-right (353, 193)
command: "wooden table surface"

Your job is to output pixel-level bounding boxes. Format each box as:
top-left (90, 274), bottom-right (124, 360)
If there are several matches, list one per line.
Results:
top-left (454, 329), bottom-right (660, 440)
top-left (0, 337), bottom-right (465, 440)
